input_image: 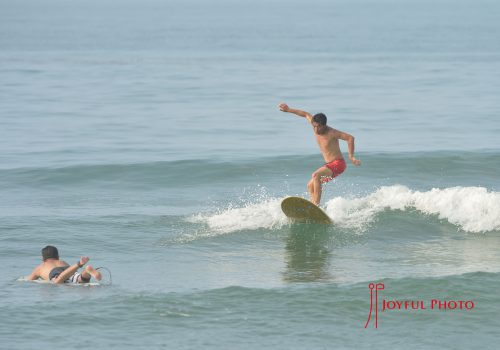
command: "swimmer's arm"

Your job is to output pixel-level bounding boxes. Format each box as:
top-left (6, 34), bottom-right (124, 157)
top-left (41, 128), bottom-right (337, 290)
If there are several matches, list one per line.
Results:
top-left (278, 103), bottom-right (313, 123)
top-left (52, 264), bottom-right (79, 284)
top-left (332, 129), bottom-right (361, 166)
top-left (26, 265), bottom-right (41, 280)
top-left (53, 257), bottom-right (89, 284)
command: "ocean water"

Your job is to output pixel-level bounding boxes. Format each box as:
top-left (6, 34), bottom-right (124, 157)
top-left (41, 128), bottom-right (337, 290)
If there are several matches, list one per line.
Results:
top-left (1, 0), bottom-right (500, 349)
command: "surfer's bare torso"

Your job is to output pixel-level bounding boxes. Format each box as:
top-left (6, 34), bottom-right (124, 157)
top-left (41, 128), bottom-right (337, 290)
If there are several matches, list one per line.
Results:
top-left (314, 126), bottom-right (344, 163)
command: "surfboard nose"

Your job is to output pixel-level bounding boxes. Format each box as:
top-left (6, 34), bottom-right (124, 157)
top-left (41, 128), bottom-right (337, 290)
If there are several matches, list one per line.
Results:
top-left (281, 197), bottom-right (332, 224)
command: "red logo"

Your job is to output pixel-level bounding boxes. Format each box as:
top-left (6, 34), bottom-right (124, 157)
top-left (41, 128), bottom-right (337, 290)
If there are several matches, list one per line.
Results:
top-left (365, 282), bottom-right (385, 329)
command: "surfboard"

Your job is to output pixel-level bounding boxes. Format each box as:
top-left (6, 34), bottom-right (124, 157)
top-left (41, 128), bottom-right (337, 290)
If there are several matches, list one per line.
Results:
top-left (281, 196), bottom-right (332, 224)
top-left (17, 277), bottom-right (102, 287)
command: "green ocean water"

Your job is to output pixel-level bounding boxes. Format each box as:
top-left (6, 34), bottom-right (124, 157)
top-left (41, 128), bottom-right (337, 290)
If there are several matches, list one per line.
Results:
top-left (1, 0), bottom-right (500, 349)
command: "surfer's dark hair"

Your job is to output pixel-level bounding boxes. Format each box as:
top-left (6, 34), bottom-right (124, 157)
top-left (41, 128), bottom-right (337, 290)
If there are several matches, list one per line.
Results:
top-left (42, 246), bottom-right (59, 261)
top-left (312, 113), bottom-right (327, 125)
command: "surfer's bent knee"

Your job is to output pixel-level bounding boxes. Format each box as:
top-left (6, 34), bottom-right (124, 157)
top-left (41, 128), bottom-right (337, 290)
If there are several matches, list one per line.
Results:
top-left (311, 172), bottom-right (322, 182)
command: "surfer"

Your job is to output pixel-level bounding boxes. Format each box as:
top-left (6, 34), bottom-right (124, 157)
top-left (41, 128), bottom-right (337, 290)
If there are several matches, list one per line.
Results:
top-left (278, 103), bottom-right (361, 205)
top-left (26, 245), bottom-right (102, 284)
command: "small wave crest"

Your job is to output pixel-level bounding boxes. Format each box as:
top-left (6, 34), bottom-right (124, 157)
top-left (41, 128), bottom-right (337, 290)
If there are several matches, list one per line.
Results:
top-left (325, 185), bottom-right (500, 233)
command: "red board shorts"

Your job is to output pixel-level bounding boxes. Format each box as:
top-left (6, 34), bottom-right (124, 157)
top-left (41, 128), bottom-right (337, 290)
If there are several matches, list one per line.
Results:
top-left (321, 158), bottom-right (346, 183)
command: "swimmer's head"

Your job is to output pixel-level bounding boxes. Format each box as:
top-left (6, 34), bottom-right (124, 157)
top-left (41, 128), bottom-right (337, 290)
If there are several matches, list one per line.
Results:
top-left (42, 245), bottom-right (59, 261)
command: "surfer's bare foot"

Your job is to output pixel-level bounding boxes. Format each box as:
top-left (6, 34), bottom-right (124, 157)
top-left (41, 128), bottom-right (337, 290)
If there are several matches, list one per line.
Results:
top-left (84, 265), bottom-right (102, 281)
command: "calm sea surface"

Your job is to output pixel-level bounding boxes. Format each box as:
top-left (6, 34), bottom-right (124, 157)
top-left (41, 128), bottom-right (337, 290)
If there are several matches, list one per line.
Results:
top-left (1, 0), bottom-right (499, 349)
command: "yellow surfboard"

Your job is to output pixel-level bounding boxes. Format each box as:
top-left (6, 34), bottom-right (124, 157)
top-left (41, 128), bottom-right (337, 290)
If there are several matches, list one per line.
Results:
top-left (281, 197), bottom-right (332, 224)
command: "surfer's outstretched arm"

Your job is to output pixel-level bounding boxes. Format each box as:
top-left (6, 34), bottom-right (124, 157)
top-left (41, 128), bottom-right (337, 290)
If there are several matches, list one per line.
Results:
top-left (278, 103), bottom-right (313, 123)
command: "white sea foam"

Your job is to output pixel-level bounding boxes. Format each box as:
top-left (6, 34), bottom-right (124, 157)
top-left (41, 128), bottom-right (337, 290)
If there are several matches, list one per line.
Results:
top-left (190, 185), bottom-right (500, 235)
top-left (325, 185), bottom-right (500, 233)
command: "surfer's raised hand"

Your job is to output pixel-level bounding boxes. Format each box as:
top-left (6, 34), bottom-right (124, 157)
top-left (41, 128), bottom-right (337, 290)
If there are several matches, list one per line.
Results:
top-left (278, 103), bottom-right (289, 112)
